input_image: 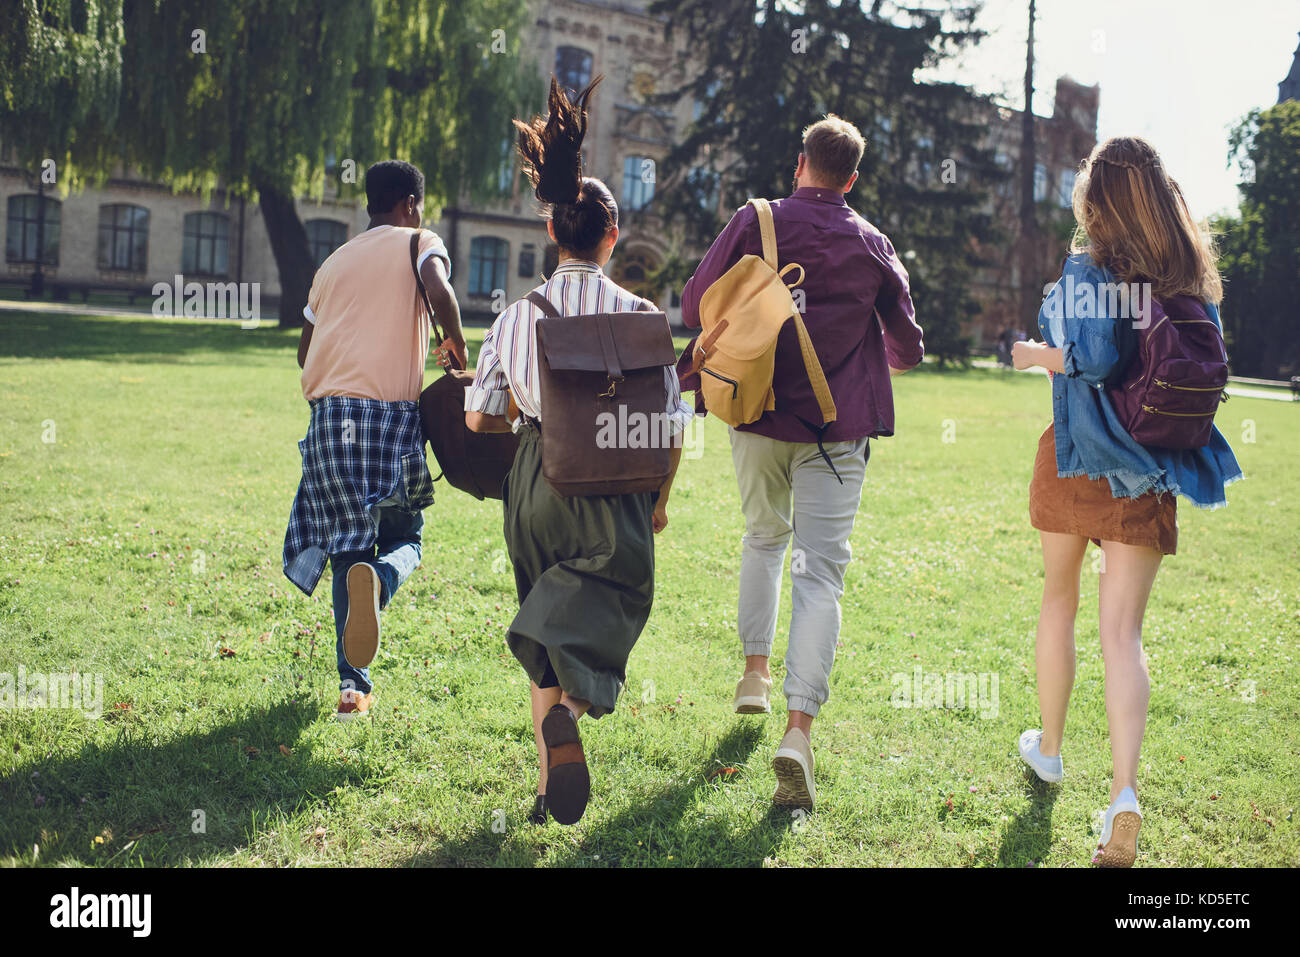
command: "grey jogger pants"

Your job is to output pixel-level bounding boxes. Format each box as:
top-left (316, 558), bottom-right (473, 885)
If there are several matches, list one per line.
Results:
top-left (729, 427), bottom-right (869, 717)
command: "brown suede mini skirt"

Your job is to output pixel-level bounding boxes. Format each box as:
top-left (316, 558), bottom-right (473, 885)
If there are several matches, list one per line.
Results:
top-left (1029, 425), bottom-right (1178, 555)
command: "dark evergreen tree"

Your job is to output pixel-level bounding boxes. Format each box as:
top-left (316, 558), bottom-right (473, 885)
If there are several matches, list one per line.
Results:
top-left (648, 0), bottom-right (1005, 364)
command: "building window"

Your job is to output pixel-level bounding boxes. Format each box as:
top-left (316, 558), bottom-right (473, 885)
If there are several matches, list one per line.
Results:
top-left (469, 236), bottom-right (508, 297)
top-left (555, 46), bottom-right (593, 95)
top-left (305, 219), bottom-right (348, 268)
top-left (623, 156), bottom-right (656, 211)
top-left (518, 243), bottom-right (536, 278)
top-left (182, 212), bottom-right (230, 277)
top-left (1033, 163), bottom-right (1048, 203)
top-left (1057, 169), bottom-right (1077, 208)
top-left (97, 204), bottom-right (150, 273)
top-left (5, 194), bottom-right (60, 266)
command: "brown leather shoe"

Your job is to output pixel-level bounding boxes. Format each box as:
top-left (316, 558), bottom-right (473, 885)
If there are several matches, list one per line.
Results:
top-left (541, 705), bottom-right (589, 825)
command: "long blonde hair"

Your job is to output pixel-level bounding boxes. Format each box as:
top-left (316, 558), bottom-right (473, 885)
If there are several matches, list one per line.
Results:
top-left (1070, 136), bottom-right (1222, 303)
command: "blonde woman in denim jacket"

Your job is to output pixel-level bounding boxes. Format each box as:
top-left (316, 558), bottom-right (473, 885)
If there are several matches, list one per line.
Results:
top-left (1012, 137), bottom-right (1242, 867)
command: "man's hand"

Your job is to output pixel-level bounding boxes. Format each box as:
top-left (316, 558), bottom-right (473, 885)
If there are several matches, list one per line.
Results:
top-left (652, 499), bottom-right (669, 534)
top-left (435, 337), bottom-right (468, 370)
top-left (888, 365), bottom-right (909, 377)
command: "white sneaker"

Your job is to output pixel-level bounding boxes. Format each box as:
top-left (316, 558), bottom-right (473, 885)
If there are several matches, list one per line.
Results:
top-left (1095, 787), bottom-right (1142, 868)
top-left (1018, 729), bottom-right (1064, 783)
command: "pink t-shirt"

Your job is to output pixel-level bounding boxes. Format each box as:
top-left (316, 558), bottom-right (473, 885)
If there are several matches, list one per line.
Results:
top-left (301, 225), bottom-right (450, 402)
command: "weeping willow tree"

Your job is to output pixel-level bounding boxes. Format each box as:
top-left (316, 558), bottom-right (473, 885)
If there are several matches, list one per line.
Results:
top-left (0, 0), bottom-right (536, 325)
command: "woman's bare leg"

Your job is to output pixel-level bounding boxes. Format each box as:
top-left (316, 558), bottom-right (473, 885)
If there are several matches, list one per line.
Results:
top-left (1097, 540), bottom-right (1163, 801)
top-left (1036, 531), bottom-right (1088, 756)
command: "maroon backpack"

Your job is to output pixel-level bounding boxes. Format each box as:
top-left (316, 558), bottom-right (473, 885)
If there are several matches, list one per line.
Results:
top-left (1105, 295), bottom-right (1228, 450)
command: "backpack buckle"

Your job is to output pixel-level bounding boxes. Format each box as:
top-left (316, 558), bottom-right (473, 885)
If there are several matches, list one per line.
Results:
top-left (599, 375), bottom-right (624, 398)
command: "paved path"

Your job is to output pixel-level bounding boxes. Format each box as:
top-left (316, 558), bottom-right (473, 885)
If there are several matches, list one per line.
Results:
top-left (970, 359), bottom-right (1295, 403)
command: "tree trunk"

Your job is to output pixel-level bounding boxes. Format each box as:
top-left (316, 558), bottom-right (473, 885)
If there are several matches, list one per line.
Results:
top-left (1018, 0), bottom-right (1039, 333)
top-left (257, 182), bottom-right (315, 328)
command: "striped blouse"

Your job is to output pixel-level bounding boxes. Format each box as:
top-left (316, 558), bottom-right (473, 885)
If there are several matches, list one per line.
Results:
top-left (465, 259), bottom-right (695, 436)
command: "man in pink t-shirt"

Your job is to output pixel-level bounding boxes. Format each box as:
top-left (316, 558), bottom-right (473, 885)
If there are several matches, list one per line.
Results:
top-left (285, 160), bottom-right (465, 721)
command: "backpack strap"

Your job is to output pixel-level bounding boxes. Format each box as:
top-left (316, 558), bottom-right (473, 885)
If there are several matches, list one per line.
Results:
top-left (746, 198), bottom-right (837, 426)
top-left (410, 231), bottom-right (463, 374)
top-left (525, 289), bottom-right (561, 318)
top-left (748, 197), bottom-right (779, 270)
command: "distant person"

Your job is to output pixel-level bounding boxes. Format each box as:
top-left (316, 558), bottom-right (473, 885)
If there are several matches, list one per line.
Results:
top-left (679, 115), bottom-right (923, 809)
top-left (465, 78), bottom-right (692, 827)
top-left (284, 160), bottom-right (466, 721)
top-left (1012, 136), bottom-right (1242, 866)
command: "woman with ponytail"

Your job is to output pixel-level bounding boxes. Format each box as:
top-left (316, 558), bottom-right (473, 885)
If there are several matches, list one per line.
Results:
top-left (465, 77), bottom-right (694, 827)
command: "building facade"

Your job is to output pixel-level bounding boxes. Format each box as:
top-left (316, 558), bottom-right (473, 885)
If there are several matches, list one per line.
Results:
top-left (3, 0), bottom-right (1097, 347)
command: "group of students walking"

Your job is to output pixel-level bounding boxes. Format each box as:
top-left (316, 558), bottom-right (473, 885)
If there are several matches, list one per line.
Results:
top-left (283, 77), bottom-right (1240, 866)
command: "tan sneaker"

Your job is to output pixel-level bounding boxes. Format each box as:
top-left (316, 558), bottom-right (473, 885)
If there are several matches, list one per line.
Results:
top-left (733, 671), bottom-right (772, 714)
top-left (335, 689), bottom-right (374, 722)
top-left (343, 562), bottom-right (381, 668)
top-left (772, 727), bottom-right (815, 808)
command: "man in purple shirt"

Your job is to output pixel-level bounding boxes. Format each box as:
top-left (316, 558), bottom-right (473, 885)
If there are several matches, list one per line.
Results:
top-left (680, 115), bottom-right (923, 809)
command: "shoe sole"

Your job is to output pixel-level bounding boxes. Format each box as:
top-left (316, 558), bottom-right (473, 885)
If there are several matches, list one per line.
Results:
top-left (772, 749), bottom-right (815, 808)
top-left (343, 564), bottom-right (381, 668)
top-left (1097, 812), bottom-right (1141, 868)
top-left (542, 709), bottom-right (589, 826)
top-left (734, 696), bottom-right (771, 714)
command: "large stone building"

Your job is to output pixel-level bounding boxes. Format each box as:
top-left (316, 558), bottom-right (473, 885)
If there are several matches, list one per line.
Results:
top-left (2, 0), bottom-right (1097, 346)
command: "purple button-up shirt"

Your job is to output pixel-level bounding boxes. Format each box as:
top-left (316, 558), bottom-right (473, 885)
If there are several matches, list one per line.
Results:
top-left (680, 186), bottom-right (923, 442)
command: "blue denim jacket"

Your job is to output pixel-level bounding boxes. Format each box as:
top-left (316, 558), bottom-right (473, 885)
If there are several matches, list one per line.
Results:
top-left (1038, 254), bottom-right (1242, 509)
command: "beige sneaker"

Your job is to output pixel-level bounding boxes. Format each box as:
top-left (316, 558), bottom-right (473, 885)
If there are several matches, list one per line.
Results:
top-left (772, 727), bottom-right (815, 808)
top-left (733, 671), bottom-right (772, 714)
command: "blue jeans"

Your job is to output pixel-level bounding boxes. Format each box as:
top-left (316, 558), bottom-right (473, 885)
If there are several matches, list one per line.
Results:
top-left (329, 505), bottom-right (424, 694)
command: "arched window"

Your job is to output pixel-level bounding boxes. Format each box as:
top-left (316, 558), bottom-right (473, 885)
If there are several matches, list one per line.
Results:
top-left (305, 219), bottom-right (348, 268)
top-left (5, 194), bottom-right (60, 266)
top-left (97, 204), bottom-right (150, 273)
top-left (469, 236), bottom-right (509, 297)
top-left (182, 212), bottom-right (230, 276)
top-left (612, 248), bottom-right (658, 302)
top-left (622, 156), bottom-right (656, 211)
top-left (555, 46), bottom-right (593, 95)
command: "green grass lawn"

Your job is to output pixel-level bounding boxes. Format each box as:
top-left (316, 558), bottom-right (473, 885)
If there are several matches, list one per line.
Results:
top-left (1, 310), bottom-right (1296, 868)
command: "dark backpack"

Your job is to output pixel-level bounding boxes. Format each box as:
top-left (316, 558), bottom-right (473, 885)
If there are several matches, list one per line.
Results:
top-left (1105, 294), bottom-right (1228, 450)
top-left (525, 290), bottom-right (678, 497)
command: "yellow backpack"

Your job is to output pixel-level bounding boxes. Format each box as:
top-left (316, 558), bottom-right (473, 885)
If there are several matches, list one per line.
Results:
top-left (690, 198), bottom-right (837, 430)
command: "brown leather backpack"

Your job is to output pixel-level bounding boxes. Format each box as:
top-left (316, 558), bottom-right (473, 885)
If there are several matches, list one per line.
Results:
top-left (526, 289), bottom-right (678, 497)
top-left (411, 233), bottom-right (519, 500)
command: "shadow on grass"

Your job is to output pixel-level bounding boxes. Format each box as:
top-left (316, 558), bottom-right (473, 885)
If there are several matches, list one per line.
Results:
top-left (0, 311), bottom-right (296, 364)
top-left (405, 721), bottom-right (795, 867)
top-left (986, 773), bottom-right (1062, 867)
top-left (0, 697), bottom-right (351, 866)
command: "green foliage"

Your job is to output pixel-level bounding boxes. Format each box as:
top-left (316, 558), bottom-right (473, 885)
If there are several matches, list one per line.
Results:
top-left (648, 0), bottom-right (1004, 365)
top-left (1216, 101), bottom-right (1300, 378)
top-left (0, 0), bottom-right (125, 188)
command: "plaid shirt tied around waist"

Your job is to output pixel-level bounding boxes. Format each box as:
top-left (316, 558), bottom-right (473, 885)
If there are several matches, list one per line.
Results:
top-left (283, 396), bottom-right (434, 596)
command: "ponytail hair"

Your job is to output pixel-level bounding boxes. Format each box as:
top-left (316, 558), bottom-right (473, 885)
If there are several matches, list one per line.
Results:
top-left (514, 76), bottom-right (618, 260)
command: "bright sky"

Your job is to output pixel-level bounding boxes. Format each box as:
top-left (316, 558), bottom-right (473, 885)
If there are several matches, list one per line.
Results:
top-left (929, 0), bottom-right (1300, 219)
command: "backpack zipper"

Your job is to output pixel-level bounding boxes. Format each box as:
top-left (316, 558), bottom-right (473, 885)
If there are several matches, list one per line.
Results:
top-left (1152, 378), bottom-right (1225, 392)
top-left (1140, 405), bottom-right (1216, 417)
